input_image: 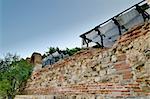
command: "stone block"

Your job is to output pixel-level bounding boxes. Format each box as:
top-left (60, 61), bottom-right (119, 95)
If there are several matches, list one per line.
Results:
top-left (95, 95), bottom-right (104, 99)
top-left (111, 55), bottom-right (117, 63)
top-left (144, 62), bottom-right (150, 75)
top-left (95, 65), bottom-right (101, 71)
top-left (107, 68), bottom-right (116, 75)
top-left (91, 71), bottom-right (99, 76)
top-left (101, 64), bottom-right (109, 68)
top-left (95, 77), bottom-right (101, 82)
top-left (100, 70), bottom-right (107, 77)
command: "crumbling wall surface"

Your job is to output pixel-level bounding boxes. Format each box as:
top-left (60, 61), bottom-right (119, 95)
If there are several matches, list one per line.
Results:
top-left (22, 21), bottom-right (150, 98)
top-left (30, 52), bottom-right (42, 65)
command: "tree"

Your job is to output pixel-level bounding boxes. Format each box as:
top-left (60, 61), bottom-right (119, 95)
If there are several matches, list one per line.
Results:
top-left (0, 54), bottom-right (33, 99)
top-left (46, 47), bottom-right (56, 55)
top-left (56, 47), bottom-right (60, 53)
top-left (0, 53), bottom-right (19, 73)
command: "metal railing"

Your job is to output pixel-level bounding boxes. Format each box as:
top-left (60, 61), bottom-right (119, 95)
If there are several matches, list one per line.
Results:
top-left (80, 0), bottom-right (149, 48)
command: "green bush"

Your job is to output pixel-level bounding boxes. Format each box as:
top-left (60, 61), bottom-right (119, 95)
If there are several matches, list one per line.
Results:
top-left (66, 47), bottom-right (81, 56)
top-left (43, 47), bottom-right (81, 58)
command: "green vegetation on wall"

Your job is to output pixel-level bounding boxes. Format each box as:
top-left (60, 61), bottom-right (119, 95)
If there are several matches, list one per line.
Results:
top-left (43, 47), bottom-right (82, 58)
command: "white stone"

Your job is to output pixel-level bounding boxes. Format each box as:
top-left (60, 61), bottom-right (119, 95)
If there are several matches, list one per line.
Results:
top-left (100, 70), bottom-right (106, 77)
top-left (33, 64), bottom-right (42, 71)
top-left (107, 68), bottom-right (116, 75)
top-left (145, 62), bottom-right (150, 75)
top-left (95, 77), bottom-right (101, 82)
top-left (111, 55), bottom-right (117, 63)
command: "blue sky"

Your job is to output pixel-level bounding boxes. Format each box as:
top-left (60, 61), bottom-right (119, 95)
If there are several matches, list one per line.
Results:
top-left (1, 0), bottom-right (142, 58)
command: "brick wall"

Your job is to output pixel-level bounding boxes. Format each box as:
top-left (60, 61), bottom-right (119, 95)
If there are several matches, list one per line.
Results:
top-left (20, 21), bottom-right (150, 98)
top-left (15, 95), bottom-right (150, 99)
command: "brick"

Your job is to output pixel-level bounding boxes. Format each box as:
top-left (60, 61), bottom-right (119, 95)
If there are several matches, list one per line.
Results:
top-left (114, 65), bottom-right (130, 70)
top-left (114, 62), bottom-right (130, 71)
top-left (117, 54), bottom-right (127, 61)
top-left (136, 78), bottom-right (144, 82)
top-left (116, 96), bottom-right (124, 98)
top-left (121, 93), bottom-right (131, 96)
top-left (121, 70), bottom-right (131, 74)
top-left (123, 75), bottom-right (132, 79)
top-left (112, 90), bottom-right (129, 92)
top-left (133, 89), bottom-right (143, 92)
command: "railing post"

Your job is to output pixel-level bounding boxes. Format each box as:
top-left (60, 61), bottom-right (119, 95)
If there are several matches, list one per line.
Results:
top-left (112, 17), bottom-right (127, 36)
top-left (82, 35), bottom-right (91, 47)
top-left (95, 28), bottom-right (105, 48)
top-left (135, 4), bottom-right (150, 21)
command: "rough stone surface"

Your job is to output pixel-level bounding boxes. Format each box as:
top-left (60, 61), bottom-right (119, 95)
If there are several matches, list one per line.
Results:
top-left (19, 21), bottom-right (150, 98)
top-left (30, 52), bottom-right (42, 65)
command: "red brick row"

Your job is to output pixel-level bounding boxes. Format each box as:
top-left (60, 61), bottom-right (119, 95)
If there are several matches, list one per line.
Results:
top-left (24, 82), bottom-right (145, 95)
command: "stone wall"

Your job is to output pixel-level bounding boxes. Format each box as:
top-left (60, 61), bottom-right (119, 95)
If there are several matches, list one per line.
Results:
top-left (15, 95), bottom-right (150, 99)
top-left (21, 21), bottom-right (150, 98)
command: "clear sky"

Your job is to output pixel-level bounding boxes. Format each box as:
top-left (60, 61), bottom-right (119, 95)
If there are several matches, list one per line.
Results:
top-left (1, 0), bottom-right (142, 58)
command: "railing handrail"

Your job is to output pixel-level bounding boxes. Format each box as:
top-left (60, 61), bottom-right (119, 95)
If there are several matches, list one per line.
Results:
top-left (80, 0), bottom-right (146, 38)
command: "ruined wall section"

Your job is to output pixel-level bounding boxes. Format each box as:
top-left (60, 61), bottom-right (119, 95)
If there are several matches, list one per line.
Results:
top-left (22, 22), bottom-right (150, 98)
